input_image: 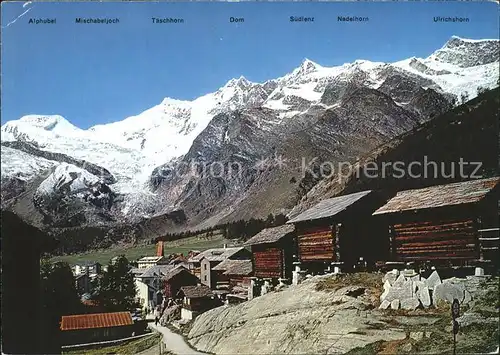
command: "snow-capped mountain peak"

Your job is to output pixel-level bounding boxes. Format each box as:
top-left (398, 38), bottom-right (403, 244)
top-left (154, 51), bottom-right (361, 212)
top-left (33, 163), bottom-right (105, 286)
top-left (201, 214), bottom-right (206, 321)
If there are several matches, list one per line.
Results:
top-left (223, 75), bottom-right (252, 89)
top-left (428, 36), bottom-right (499, 68)
top-left (160, 97), bottom-right (192, 107)
top-left (1, 36), bottom-right (498, 223)
top-left (1, 114), bottom-right (84, 143)
top-left (291, 58), bottom-right (322, 77)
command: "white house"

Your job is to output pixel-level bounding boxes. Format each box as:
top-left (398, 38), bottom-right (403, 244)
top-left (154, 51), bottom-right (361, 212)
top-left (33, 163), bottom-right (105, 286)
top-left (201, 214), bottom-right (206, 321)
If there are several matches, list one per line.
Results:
top-left (137, 256), bottom-right (169, 269)
top-left (72, 261), bottom-right (102, 277)
top-left (133, 265), bottom-right (174, 311)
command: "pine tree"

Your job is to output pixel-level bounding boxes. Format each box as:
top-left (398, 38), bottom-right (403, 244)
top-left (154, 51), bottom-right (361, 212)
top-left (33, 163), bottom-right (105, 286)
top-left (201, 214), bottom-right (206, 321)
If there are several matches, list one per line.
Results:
top-left (40, 260), bottom-right (82, 352)
top-left (92, 255), bottom-right (137, 312)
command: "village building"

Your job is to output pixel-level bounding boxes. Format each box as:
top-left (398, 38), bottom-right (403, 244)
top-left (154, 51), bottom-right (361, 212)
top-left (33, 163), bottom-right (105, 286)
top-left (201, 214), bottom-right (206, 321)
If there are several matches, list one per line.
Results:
top-left (287, 190), bottom-right (390, 273)
top-left (373, 177), bottom-right (500, 266)
top-left (72, 261), bottom-right (102, 276)
top-left (73, 263), bottom-right (102, 296)
top-left (212, 259), bottom-right (253, 303)
top-left (188, 246), bottom-right (252, 288)
top-left (244, 224), bottom-right (296, 282)
top-left (137, 255), bottom-right (169, 269)
top-left (60, 311), bottom-right (136, 345)
top-left (136, 240), bottom-right (170, 270)
top-left (1, 210), bottom-right (60, 354)
top-left (183, 250), bottom-right (202, 277)
top-left (134, 265), bottom-right (175, 311)
top-left (177, 285), bottom-right (221, 321)
top-left (168, 253), bottom-right (191, 269)
top-left (162, 266), bottom-right (200, 300)
top-left (75, 272), bottom-right (91, 296)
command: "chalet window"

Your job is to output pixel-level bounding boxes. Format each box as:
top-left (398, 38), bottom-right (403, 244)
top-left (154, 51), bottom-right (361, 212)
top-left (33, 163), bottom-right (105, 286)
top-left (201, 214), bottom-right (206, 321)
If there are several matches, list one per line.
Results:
top-left (204, 264), bottom-right (207, 270)
top-left (204, 275), bottom-right (207, 281)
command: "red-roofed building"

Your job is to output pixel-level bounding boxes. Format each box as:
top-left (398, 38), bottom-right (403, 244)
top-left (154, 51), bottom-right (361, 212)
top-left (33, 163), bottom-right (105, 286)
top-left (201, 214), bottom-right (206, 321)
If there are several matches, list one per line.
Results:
top-left (60, 311), bottom-right (136, 345)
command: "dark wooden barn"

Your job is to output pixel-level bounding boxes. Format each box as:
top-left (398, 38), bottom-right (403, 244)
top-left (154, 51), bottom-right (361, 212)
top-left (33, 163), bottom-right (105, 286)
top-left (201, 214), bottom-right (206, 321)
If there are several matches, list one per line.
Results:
top-left (243, 224), bottom-right (295, 280)
top-left (212, 259), bottom-right (253, 290)
top-left (373, 177), bottom-right (500, 266)
top-left (162, 266), bottom-right (200, 299)
top-left (287, 190), bottom-right (390, 272)
top-left (1, 210), bottom-right (59, 354)
top-left (177, 285), bottom-right (221, 321)
top-left (60, 311), bottom-right (135, 345)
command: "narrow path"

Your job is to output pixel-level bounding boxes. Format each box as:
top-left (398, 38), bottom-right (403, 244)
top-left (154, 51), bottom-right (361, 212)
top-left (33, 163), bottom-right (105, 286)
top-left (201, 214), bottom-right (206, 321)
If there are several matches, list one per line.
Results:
top-left (147, 316), bottom-right (207, 355)
top-left (136, 343), bottom-right (162, 355)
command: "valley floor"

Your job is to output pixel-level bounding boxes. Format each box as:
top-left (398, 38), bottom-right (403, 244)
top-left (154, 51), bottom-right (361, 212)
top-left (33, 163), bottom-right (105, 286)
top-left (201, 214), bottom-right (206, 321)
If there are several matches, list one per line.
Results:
top-left (51, 235), bottom-right (228, 265)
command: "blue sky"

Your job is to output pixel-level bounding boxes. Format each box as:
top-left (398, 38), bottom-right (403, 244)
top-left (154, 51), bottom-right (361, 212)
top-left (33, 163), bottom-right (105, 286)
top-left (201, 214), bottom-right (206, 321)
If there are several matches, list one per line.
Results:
top-left (1, 2), bottom-right (498, 129)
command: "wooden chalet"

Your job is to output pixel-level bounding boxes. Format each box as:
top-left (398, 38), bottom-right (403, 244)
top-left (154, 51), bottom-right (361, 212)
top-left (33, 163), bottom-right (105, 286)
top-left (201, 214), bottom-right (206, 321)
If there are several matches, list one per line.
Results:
top-left (177, 285), bottom-right (221, 321)
top-left (373, 177), bottom-right (500, 266)
top-left (212, 259), bottom-right (253, 292)
top-left (162, 266), bottom-right (200, 299)
top-left (287, 190), bottom-right (390, 272)
top-left (243, 224), bottom-right (295, 280)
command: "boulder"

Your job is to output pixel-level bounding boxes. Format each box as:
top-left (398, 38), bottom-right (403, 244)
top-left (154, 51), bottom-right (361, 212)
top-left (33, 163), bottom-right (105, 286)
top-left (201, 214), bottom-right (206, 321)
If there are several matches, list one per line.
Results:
top-left (160, 304), bottom-right (181, 325)
top-left (391, 299), bottom-right (400, 310)
top-left (406, 279), bottom-right (417, 293)
top-left (383, 280), bottom-right (392, 292)
top-left (401, 297), bottom-right (420, 311)
top-left (415, 280), bottom-right (426, 291)
top-left (410, 331), bottom-right (424, 341)
top-left (383, 270), bottom-right (399, 285)
top-left (385, 283), bottom-right (414, 302)
top-left (380, 287), bottom-right (390, 302)
top-left (393, 274), bottom-right (406, 287)
top-left (379, 300), bottom-right (391, 310)
top-left (410, 274), bottom-right (421, 282)
top-left (403, 269), bottom-right (418, 278)
top-left (433, 282), bottom-right (464, 304)
top-left (426, 271), bottom-right (441, 290)
top-left (417, 286), bottom-right (431, 307)
top-left (401, 342), bottom-right (413, 353)
top-left (446, 279), bottom-right (466, 292)
top-left (463, 290), bottom-right (472, 304)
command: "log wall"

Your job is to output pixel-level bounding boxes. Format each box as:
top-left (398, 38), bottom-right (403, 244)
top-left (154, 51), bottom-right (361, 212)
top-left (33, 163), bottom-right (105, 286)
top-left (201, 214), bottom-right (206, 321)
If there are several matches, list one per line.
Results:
top-left (253, 246), bottom-right (283, 278)
top-left (393, 219), bottom-right (479, 261)
top-left (297, 226), bottom-right (334, 262)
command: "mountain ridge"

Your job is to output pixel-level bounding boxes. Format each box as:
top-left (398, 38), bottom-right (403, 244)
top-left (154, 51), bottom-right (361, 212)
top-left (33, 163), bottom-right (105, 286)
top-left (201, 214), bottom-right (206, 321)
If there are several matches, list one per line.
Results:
top-left (1, 36), bottom-right (498, 250)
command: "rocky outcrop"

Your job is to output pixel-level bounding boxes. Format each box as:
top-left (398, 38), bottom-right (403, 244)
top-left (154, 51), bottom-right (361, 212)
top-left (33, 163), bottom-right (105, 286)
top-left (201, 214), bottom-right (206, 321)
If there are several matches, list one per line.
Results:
top-left (188, 275), bottom-right (406, 354)
top-left (160, 305), bottom-right (181, 326)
